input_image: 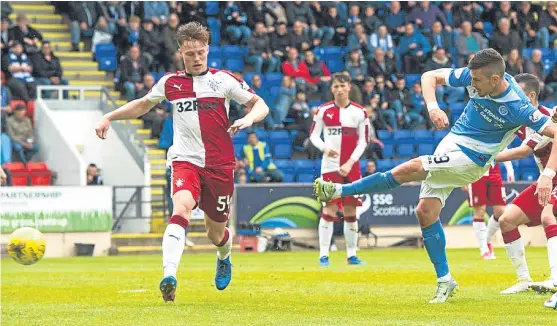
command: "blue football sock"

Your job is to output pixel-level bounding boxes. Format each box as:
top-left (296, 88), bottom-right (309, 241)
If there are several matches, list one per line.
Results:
top-left (422, 219), bottom-right (450, 280)
top-left (341, 171), bottom-right (400, 197)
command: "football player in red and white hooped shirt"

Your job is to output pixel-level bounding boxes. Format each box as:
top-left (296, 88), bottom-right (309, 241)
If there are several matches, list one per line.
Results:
top-left (309, 73), bottom-right (370, 266)
top-left (95, 22), bottom-right (270, 301)
top-left (493, 73), bottom-right (557, 295)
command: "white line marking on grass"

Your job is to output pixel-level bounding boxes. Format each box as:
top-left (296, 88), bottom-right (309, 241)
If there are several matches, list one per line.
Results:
top-left (118, 289), bottom-right (147, 293)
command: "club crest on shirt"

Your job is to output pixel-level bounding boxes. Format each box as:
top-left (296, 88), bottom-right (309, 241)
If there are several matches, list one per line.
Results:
top-left (207, 78), bottom-right (223, 92)
top-left (498, 105), bottom-right (508, 116)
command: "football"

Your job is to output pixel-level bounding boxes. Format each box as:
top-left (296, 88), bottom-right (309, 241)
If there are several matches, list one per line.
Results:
top-left (7, 227), bottom-right (46, 265)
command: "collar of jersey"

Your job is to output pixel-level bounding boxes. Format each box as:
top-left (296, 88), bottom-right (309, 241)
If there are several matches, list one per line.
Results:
top-left (334, 101), bottom-right (352, 109)
top-left (184, 69), bottom-right (209, 77)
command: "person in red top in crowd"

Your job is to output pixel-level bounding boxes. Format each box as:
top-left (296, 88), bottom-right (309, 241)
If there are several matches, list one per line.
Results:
top-left (95, 22), bottom-right (270, 302)
top-left (493, 73), bottom-right (557, 295)
top-left (281, 47), bottom-right (302, 79)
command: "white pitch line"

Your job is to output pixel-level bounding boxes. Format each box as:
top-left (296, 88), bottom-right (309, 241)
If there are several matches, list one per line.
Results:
top-left (118, 289), bottom-right (147, 293)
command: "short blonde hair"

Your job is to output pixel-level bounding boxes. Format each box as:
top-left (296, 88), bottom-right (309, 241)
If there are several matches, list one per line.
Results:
top-left (176, 22), bottom-right (210, 47)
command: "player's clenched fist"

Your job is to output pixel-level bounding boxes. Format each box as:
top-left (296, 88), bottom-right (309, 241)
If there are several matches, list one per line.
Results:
top-left (536, 174), bottom-right (553, 206)
top-left (429, 108), bottom-right (449, 130)
top-left (228, 116), bottom-right (254, 136)
top-left (95, 117), bottom-right (111, 139)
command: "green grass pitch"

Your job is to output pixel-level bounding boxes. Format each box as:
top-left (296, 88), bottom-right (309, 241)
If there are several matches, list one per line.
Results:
top-left (2, 248), bottom-right (556, 326)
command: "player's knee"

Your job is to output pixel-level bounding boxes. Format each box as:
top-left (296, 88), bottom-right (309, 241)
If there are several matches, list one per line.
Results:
top-left (415, 203), bottom-right (437, 226)
top-left (541, 212), bottom-right (557, 228)
top-left (498, 213), bottom-right (517, 231)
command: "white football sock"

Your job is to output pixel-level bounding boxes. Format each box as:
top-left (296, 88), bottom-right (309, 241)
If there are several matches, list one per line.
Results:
top-left (486, 215), bottom-right (500, 241)
top-left (473, 221), bottom-right (489, 254)
top-left (319, 218), bottom-right (334, 258)
top-left (504, 238), bottom-right (532, 282)
top-left (344, 221), bottom-right (358, 258)
top-left (217, 228), bottom-right (232, 260)
top-left (547, 236), bottom-right (557, 281)
top-left (162, 223), bottom-right (186, 278)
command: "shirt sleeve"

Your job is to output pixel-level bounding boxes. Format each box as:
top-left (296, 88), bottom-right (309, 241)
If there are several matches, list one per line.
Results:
top-left (445, 67), bottom-right (472, 87)
top-left (512, 102), bottom-right (551, 133)
top-left (145, 75), bottom-right (168, 103)
top-left (309, 108), bottom-right (325, 152)
top-left (222, 71), bottom-right (255, 105)
top-left (350, 112), bottom-right (370, 161)
top-left (522, 132), bottom-right (544, 149)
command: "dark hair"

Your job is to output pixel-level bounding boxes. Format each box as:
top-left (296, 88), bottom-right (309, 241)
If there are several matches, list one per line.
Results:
top-left (514, 73), bottom-right (540, 99)
top-left (176, 21), bottom-right (210, 47)
top-left (467, 48), bottom-right (505, 77)
top-left (88, 163), bottom-right (97, 168)
top-left (332, 72), bottom-right (351, 84)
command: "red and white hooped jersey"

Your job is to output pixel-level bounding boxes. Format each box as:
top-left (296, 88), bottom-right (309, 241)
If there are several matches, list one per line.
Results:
top-left (309, 101), bottom-right (370, 175)
top-left (146, 68), bottom-right (255, 169)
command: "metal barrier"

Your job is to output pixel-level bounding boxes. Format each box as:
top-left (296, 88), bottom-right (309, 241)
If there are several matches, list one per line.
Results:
top-left (112, 185), bottom-right (168, 232)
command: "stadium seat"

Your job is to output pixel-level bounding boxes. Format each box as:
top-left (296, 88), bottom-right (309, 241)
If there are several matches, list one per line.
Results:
top-left (392, 159), bottom-right (406, 166)
top-left (3, 162), bottom-right (27, 186)
top-left (225, 58), bottom-right (244, 72)
top-left (243, 72), bottom-right (256, 85)
top-left (283, 172), bottom-right (295, 182)
top-left (265, 72), bottom-right (283, 87)
top-left (233, 144), bottom-right (243, 157)
top-left (297, 173), bottom-right (315, 183)
top-left (208, 58), bottom-right (222, 69)
top-left (359, 159), bottom-right (368, 173)
top-left (269, 130), bottom-right (290, 143)
top-left (269, 86), bottom-right (280, 99)
top-left (206, 1), bottom-right (219, 15)
top-left (233, 130), bottom-right (248, 144)
top-left (412, 130), bottom-right (434, 144)
top-left (522, 48), bottom-right (533, 59)
top-left (273, 144), bottom-right (292, 159)
top-left (521, 169), bottom-right (539, 181)
top-left (327, 60), bottom-right (344, 73)
top-left (210, 29), bottom-right (221, 44)
top-left (451, 102), bottom-right (466, 116)
top-left (434, 130), bottom-right (450, 144)
top-left (208, 45), bottom-right (222, 59)
top-left (382, 144), bottom-right (395, 158)
top-left (404, 74), bottom-right (421, 87)
top-left (397, 144), bottom-right (415, 158)
top-left (255, 129), bottom-right (268, 142)
top-left (308, 101), bottom-right (323, 108)
top-left (376, 159), bottom-right (395, 172)
top-left (207, 17), bottom-right (220, 29)
top-left (294, 159), bottom-right (314, 174)
top-left (377, 130), bottom-right (393, 144)
top-left (518, 157), bottom-right (537, 169)
top-left (417, 143), bottom-right (435, 156)
top-left (95, 43), bottom-right (116, 58)
top-left (222, 45), bottom-right (243, 59)
top-left (393, 130), bottom-right (413, 142)
top-left (321, 46), bottom-right (342, 61)
top-left (314, 158), bottom-right (322, 171)
top-left (483, 22), bottom-right (493, 37)
top-left (98, 56), bottom-right (117, 71)
top-left (274, 159), bottom-right (294, 173)
top-left (27, 162), bottom-right (51, 186)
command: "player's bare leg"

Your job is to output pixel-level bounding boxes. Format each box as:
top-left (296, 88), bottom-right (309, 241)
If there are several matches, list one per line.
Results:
top-left (160, 189), bottom-right (196, 302)
top-left (319, 203), bottom-right (338, 266)
top-left (415, 198), bottom-right (458, 304)
top-left (471, 204), bottom-right (493, 259)
top-left (205, 216), bottom-right (233, 290)
top-left (498, 204), bottom-right (533, 294)
top-left (530, 205), bottom-right (557, 294)
top-left (343, 205), bottom-right (364, 265)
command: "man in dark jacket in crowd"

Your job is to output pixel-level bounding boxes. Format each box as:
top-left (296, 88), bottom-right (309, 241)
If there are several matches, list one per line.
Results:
top-left (139, 19), bottom-right (162, 68)
top-left (69, 3), bottom-right (101, 51)
top-left (8, 14), bottom-right (42, 54)
top-left (32, 41), bottom-right (68, 99)
top-left (247, 22), bottom-right (278, 74)
top-left (270, 22), bottom-right (292, 62)
top-left (120, 45), bottom-right (150, 101)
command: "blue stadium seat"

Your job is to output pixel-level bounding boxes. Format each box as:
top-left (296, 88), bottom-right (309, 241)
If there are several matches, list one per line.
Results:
top-left (377, 130), bottom-right (393, 144)
top-left (308, 101), bottom-right (323, 108)
top-left (417, 143), bottom-right (435, 156)
top-left (210, 29), bottom-right (221, 44)
top-left (413, 130), bottom-right (434, 144)
top-left (393, 130), bottom-right (413, 142)
top-left (405, 74), bottom-right (421, 87)
top-left (233, 144), bottom-right (243, 157)
top-left (521, 169), bottom-right (539, 181)
top-left (297, 172), bottom-right (316, 183)
top-left (544, 58), bottom-right (556, 74)
top-left (327, 60), bottom-right (344, 73)
top-left (205, 1), bottom-right (219, 16)
top-left (392, 159), bottom-right (406, 166)
top-left (382, 144), bottom-right (395, 158)
top-left (274, 159), bottom-right (294, 173)
top-left (208, 45), bottom-right (221, 59)
top-left (222, 45), bottom-right (243, 59)
top-left (290, 129), bottom-right (298, 143)
top-left (150, 71), bottom-right (158, 82)
top-left (294, 159), bottom-right (314, 172)
top-left (98, 56), bottom-right (117, 71)
top-left (518, 157), bottom-right (537, 169)
top-left (359, 159), bottom-right (368, 173)
top-left (243, 72), bottom-right (256, 85)
top-left (269, 130), bottom-right (290, 143)
top-left (95, 43), bottom-right (116, 58)
top-left (269, 86), bottom-right (280, 99)
top-left (233, 130), bottom-right (248, 144)
top-left (434, 130), bottom-right (450, 144)
top-left (376, 159), bottom-right (395, 172)
top-left (522, 48), bottom-right (533, 59)
top-left (265, 72), bottom-right (283, 87)
top-left (225, 58), bottom-right (244, 72)
top-left (273, 144), bottom-right (293, 159)
top-left (283, 172), bottom-right (295, 182)
top-left (397, 144), bottom-right (415, 158)
top-left (451, 102), bottom-right (466, 116)
top-left (322, 46), bottom-right (342, 61)
top-left (208, 58), bottom-right (222, 69)
top-left (483, 22), bottom-right (493, 37)
top-left (314, 158), bottom-right (322, 171)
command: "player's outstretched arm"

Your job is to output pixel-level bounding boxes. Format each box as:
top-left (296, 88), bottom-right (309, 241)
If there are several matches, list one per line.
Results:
top-left (495, 144), bottom-right (533, 163)
top-left (228, 95), bottom-right (269, 135)
top-left (95, 96), bottom-right (157, 139)
top-left (421, 68), bottom-right (452, 130)
top-left (537, 123), bottom-right (557, 205)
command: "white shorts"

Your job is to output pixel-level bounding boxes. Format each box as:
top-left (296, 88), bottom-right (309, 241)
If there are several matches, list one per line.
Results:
top-left (419, 135), bottom-right (491, 207)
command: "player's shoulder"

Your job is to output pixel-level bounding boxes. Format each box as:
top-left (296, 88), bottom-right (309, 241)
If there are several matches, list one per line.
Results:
top-left (209, 68), bottom-right (244, 82)
top-left (349, 102), bottom-right (368, 118)
top-left (316, 101), bottom-right (336, 117)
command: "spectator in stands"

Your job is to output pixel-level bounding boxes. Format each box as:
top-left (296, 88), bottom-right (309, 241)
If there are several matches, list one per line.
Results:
top-left (174, 1), bottom-right (207, 28)
top-left (385, 1), bottom-right (407, 42)
top-left (406, 1), bottom-right (447, 33)
top-left (524, 49), bottom-right (547, 98)
top-left (368, 48), bottom-right (397, 79)
top-left (33, 41), bottom-right (68, 99)
top-left (456, 21), bottom-right (487, 66)
top-left (240, 131), bottom-right (283, 183)
top-left (490, 17), bottom-right (521, 58)
top-left (86, 163), bottom-right (104, 185)
top-left (547, 2), bottom-right (557, 47)
top-left (370, 25), bottom-right (394, 56)
top-left (222, 1), bottom-right (251, 45)
top-left (345, 49), bottom-right (367, 86)
top-left (118, 16), bottom-right (141, 58)
top-left (1, 17), bottom-right (10, 58)
top-left (363, 161), bottom-right (377, 177)
top-left (144, 1), bottom-right (169, 27)
top-left (162, 13), bottom-right (182, 71)
top-left (298, 50), bottom-right (331, 100)
top-left (286, 91), bottom-right (314, 151)
top-left (495, 1), bottom-right (518, 31)
top-left (290, 20), bottom-right (312, 52)
top-left (249, 74), bottom-right (275, 129)
top-left (347, 4), bottom-right (362, 31)
top-left (158, 114), bottom-right (173, 151)
top-left (347, 23), bottom-right (371, 59)
top-left (309, 2), bottom-right (335, 46)
top-left (362, 78), bottom-right (376, 107)
top-left (265, 1), bottom-right (287, 25)
top-left (1, 72), bottom-right (12, 134)
top-left (428, 21), bottom-right (453, 53)
top-left (247, 23), bottom-right (279, 74)
top-left (546, 61), bottom-right (557, 101)
top-left (399, 23), bottom-right (431, 74)
top-left (270, 22), bottom-right (292, 62)
top-left (362, 6), bottom-right (382, 34)
top-left (120, 45), bottom-right (149, 101)
top-left (386, 76), bottom-right (413, 130)
top-left (282, 47), bottom-right (302, 81)
top-left (6, 104), bottom-right (37, 164)
top-left (407, 82), bottom-right (426, 129)
top-left (3, 41), bottom-right (37, 101)
top-left (480, 1), bottom-right (497, 27)
top-left (425, 48), bottom-right (464, 105)
top-left (453, 2), bottom-right (482, 32)
top-left (518, 2), bottom-right (548, 49)
top-left (135, 72), bottom-right (155, 99)
top-left (8, 14), bottom-right (42, 54)
top-left (247, 1), bottom-right (278, 33)
top-left (70, 3), bottom-right (101, 52)
top-left (139, 19), bottom-right (162, 68)
top-left (1, 3), bottom-right (12, 21)
top-left (325, 6), bottom-right (347, 46)
top-left (98, 1), bottom-right (127, 35)
top-left (123, 2), bottom-right (144, 21)
top-left (505, 48), bottom-right (523, 76)
top-left (286, 1), bottom-right (322, 43)
top-left (276, 76), bottom-right (297, 125)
